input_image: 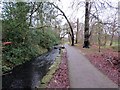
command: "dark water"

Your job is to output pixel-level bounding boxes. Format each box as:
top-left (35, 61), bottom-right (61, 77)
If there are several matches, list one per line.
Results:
top-left (2, 48), bottom-right (60, 89)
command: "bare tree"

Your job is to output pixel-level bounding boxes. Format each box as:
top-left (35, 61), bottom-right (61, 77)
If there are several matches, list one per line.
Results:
top-left (109, 17), bottom-right (118, 46)
top-left (98, 23), bottom-right (103, 52)
top-left (103, 28), bottom-right (107, 46)
top-left (71, 0), bottom-right (118, 48)
top-left (49, 2), bottom-right (75, 46)
top-left (75, 18), bottom-right (79, 44)
top-left (83, 0), bottom-right (91, 48)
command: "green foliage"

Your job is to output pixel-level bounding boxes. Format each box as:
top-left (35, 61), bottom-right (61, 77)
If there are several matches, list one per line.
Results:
top-left (39, 29), bottom-right (60, 49)
top-left (2, 65), bottom-right (11, 72)
top-left (2, 2), bottom-right (60, 73)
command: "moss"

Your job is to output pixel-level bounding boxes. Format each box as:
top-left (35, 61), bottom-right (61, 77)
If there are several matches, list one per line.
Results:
top-left (40, 84), bottom-right (46, 88)
top-left (40, 54), bottom-right (62, 88)
top-left (41, 75), bottom-right (53, 84)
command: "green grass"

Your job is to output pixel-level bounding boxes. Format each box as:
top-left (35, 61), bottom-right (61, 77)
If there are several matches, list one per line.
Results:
top-left (112, 41), bottom-right (120, 46)
top-left (106, 41), bottom-right (119, 46)
top-left (103, 41), bottom-right (119, 52)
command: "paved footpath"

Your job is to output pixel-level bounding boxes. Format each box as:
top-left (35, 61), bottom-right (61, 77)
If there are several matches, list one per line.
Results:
top-left (65, 44), bottom-right (118, 88)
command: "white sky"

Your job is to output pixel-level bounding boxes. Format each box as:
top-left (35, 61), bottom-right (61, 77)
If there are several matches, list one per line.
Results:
top-left (0, 0), bottom-right (118, 23)
top-left (56, 0), bottom-right (85, 23)
top-left (54, 0), bottom-right (118, 24)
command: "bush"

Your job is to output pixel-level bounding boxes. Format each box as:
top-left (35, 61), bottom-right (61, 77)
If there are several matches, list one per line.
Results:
top-left (2, 28), bottom-right (60, 73)
top-left (2, 2), bottom-right (60, 73)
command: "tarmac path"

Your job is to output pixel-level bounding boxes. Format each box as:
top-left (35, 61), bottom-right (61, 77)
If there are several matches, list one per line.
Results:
top-left (65, 44), bottom-right (118, 88)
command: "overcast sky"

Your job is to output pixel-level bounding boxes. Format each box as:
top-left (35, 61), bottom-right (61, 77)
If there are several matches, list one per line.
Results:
top-left (0, 0), bottom-right (118, 23)
top-left (54, 0), bottom-right (118, 24)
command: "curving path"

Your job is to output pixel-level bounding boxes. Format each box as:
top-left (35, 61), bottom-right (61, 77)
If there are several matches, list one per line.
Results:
top-left (65, 44), bottom-right (118, 88)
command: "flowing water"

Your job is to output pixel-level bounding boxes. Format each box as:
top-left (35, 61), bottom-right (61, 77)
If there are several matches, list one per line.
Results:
top-left (2, 47), bottom-right (60, 89)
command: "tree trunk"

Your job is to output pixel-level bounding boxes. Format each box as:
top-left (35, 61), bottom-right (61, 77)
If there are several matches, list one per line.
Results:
top-left (75, 18), bottom-right (79, 44)
top-left (104, 35), bottom-right (107, 46)
top-left (98, 32), bottom-right (101, 52)
top-left (50, 3), bottom-right (74, 46)
top-left (62, 14), bottom-right (74, 46)
top-left (110, 32), bottom-right (114, 46)
top-left (83, 0), bottom-right (90, 48)
top-left (104, 29), bottom-right (107, 46)
top-left (68, 33), bottom-right (71, 44)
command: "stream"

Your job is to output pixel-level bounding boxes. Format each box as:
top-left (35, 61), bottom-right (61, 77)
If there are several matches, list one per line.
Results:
top-left (2, 47), bottom-right (60, 89)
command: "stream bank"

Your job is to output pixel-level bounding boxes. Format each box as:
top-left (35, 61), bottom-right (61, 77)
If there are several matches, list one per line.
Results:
top-left (2, 46), bottom-right (61, 89)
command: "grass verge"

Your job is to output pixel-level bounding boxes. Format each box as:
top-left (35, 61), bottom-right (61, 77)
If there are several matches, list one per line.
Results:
top-left (39, 51), bottom-right (62, 88)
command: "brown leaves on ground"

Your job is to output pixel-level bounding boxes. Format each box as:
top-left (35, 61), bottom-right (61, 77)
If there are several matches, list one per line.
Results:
top-left (47, 50), bottom-right (70, 88)
top-left (76, 44), bottom-right (119, 85)
top-left (86, 52), bottom-right (119, 85)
